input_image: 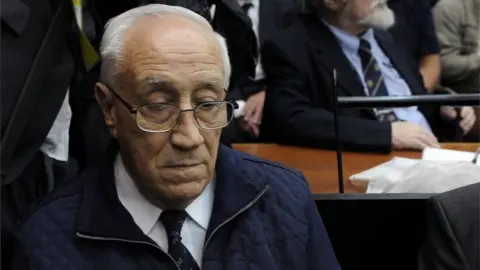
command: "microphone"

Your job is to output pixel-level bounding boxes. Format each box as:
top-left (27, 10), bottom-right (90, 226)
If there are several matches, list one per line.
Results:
top-left (331, 69), bottom-right (344, 194)
top-left (337, 94), bottom-right (480, 108)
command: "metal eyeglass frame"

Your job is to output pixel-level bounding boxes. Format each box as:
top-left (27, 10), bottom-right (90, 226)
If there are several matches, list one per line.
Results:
top-left (105, 85), bottom-right (238, 133)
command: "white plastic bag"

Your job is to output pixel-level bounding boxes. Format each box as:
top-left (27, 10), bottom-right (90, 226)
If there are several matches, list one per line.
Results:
top-left (385, 161), bottom-right (480, 193)
top-left (350, 159), bottom-right (480, 193)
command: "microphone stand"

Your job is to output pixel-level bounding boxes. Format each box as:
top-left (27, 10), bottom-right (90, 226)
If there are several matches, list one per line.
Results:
top-left (331, 69), bottom-right (344, 194)
top-left (333, 91), bottom-right (479, 194)
top-left (331, 76), bottom-right (479, 194)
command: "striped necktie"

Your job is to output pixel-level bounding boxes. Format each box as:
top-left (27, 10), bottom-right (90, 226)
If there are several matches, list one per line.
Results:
top-left (358, 38), bottom-right (399, 122)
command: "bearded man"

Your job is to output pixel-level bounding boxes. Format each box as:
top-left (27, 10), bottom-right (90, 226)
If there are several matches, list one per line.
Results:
top-left (260, 0), bottom-right (476, 153)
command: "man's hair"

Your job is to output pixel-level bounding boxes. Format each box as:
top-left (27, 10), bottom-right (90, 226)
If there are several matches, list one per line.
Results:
top-left (100, 4), bottom-right (231, 89)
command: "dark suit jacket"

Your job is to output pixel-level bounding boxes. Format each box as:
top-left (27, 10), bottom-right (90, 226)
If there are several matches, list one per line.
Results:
top-left (260, 14), bottom-right (442, 153)
top-left (228, 0), bottom-right (299, 100)
top-left (0, 0), bottom-right (78, 183)
top-left (418, 183), bottom-right (480, 270)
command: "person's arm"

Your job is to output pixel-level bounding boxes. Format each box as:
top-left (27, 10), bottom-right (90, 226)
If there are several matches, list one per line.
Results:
top-left (416, 0), bottom-right (441, 93)
top-left (419, 54), bottom-right (441, 93)
top-left (418, 197), bottom-right (468, 270)
top-left (433, 1), bottom-right (480, 81)
top-left (261, 40), bottom-right (392, 153)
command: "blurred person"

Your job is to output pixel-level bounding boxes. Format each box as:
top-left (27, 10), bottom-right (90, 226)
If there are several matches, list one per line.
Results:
top-left (260, 0), bottom-right (476, 153)
top-left (12, 5), bottom-right (341, 269)
top-left (418, 182), bottom-right (480, 270)
top-left (227, 0), bottom-right (299, 140)
top-left (433, 0), bottom-right (480, 94)
top-left (388, 0), bottom-right (441, 93)
top-left (434, 0), bottom-right (480, 141)
top-left (1, 0), bottom-right (101, 268)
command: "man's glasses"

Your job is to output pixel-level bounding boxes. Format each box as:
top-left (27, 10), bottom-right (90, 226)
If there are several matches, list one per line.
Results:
top-left (107, 86), bottom-right (236, 133)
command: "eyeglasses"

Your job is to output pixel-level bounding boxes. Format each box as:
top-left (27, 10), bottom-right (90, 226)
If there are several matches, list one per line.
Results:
top-left (107, 86), bottom-right (237, 133)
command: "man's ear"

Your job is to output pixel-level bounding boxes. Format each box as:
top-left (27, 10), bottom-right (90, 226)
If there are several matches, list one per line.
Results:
top-left (95, 82), bottom-right (118, 138)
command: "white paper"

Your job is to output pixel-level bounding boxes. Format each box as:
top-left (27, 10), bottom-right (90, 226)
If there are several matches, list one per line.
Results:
top-left (349, 157), bottom-right (420, 193)
top-left (422, 147), bottom-right (480, 165)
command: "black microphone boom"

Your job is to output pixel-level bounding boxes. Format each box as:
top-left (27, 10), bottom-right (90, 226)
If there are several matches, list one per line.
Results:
top-left (331, 75), bottom-right (479, 194)
top-left (338, 94), bottom-right (480, 109)
top-left (331, 69), bottom-right (344, 194)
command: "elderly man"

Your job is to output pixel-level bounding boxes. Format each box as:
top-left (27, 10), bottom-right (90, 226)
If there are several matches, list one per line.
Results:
top-left (12, 5), bottom-right (340, 270)
top-left (260, 0), bottom-right (476, 153)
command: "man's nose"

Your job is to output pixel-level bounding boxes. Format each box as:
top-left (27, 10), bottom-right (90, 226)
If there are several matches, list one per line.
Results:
top-left (170, 110), bottom-right (204, 150)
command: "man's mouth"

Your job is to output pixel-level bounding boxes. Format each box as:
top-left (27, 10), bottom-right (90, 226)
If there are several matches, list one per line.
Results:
top-left (165, 163), bottom-right (202, 168)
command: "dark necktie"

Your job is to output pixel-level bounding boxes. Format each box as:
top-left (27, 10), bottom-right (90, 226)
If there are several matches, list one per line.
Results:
top-left (358, 38), bottom-right (399, 122)
top-left (241, 2), bottom-right (253, 15)
top-left (160, 210), bottom-right (200, 270)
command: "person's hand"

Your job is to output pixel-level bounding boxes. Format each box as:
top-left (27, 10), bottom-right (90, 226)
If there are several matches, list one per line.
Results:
top-left (238, 118), bottom-right (260, 137)
top-left (440, 106), bottom-right (476, 134)
top-left (243, 91), bottom-right (265, 125)
top-left (391, 122), bottom-right (440, 150)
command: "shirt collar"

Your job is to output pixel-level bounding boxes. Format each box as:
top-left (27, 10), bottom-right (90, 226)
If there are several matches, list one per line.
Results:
top-left (237, 0), bottom-right (255, 7)
top-left (115, 154), bottom-right (215, 235)
top-left (323, 20), bottom-right (375, 53)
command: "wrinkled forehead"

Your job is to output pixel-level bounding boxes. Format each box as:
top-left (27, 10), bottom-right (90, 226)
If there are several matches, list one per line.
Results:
top-left (117, 16), bottom-right (224, 95)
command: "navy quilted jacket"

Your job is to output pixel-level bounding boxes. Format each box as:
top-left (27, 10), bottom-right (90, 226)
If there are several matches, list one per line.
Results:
top-left (13, 145), bottom-right (341, 269)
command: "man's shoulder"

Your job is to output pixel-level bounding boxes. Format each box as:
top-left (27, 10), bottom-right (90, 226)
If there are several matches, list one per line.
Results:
top-left (265, 14), bottom-right (312, 49)
top-left (434, 0), bottom-right (462, 15)
top-left (233, 149), bottom-right (310, 200)
top-left (433, 183), bottom-right (480, 215)
top-left (17, 174), bottom-right (86, 241)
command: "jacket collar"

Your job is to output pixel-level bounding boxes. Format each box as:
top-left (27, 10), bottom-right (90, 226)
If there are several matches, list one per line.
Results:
top-left (75, 143), bottom-right (267, 242)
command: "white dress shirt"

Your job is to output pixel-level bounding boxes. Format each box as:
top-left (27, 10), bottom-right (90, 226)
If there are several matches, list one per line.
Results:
top-left (40, 90), bottom-right (71, 161)
top-left (115, 154), bottom-right (215, 268)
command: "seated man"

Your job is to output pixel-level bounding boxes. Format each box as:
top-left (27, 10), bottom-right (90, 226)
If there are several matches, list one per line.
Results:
top-left (12, 5), bottom-right (340, 269)
top-left (227, 0), bottom-right (299, 140)
top-left (260, 0), bottom-right (476, 153)
top-left (418, 182), bottom-right (480, 270)
top-left (433, 0), bottom-right (480, 94)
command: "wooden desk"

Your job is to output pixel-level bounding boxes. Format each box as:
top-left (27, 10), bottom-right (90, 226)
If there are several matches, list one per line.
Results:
top-left (233, 143), bottom-right (480, 194)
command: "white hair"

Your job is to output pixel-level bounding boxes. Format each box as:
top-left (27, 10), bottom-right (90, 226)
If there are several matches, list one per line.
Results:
top-left (358, 0), bottom-right (396, 30)
top-left (99, 4), bottom-right (231, 89)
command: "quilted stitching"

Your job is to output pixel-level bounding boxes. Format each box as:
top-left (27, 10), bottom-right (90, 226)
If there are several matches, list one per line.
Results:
top-left (15, 149), bottom-right (338, 269)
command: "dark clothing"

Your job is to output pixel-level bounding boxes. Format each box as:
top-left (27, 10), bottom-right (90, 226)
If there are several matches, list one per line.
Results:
top-left (232, 0), bottom-right (299, 100)
top-left (1, 0), bottom-right (77, 186)
top-left (418, 183), bottom-right (480, 270)
top-left (388, 0), bottom-right (440, 62)
top-left (0, 0), bottom-right (87, 268)
top-left (223, 0), bottom-right (299, 145)
top-left (260, 15), bottom-right (444, 153)
top-left (13, 145), bottom-right (341, 270)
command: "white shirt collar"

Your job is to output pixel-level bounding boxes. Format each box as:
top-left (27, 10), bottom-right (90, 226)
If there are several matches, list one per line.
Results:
top-left (323, 20), bottom-right (375, 54)
top-left (114, 154), bottom-right (215, 235)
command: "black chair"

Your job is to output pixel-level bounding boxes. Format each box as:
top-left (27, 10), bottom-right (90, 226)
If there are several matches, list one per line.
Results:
top-left (315, 193), bottom-right (433, 270)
